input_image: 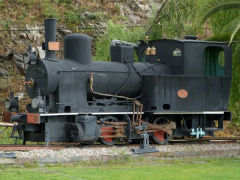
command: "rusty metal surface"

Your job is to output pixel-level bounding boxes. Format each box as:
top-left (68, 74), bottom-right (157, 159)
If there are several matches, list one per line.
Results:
top-left (100, 122), bottom-right (127, 125)
top-left (2, 111), bottom-right (12, 123)
top-left (132, 101), bottom-right (143, 134)
top-left (147, 121), bottom-right (176, 135)
top-left (27, 113), bottom-right (40, 124)
top-left (100, 120), bottom-right (126, 140)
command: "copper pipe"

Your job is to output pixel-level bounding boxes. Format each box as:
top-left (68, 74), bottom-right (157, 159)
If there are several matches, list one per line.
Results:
top-left (90, 73), bottom-right (135, 101)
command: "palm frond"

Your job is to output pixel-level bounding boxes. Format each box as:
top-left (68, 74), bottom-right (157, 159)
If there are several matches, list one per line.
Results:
top-left (222, 17), bottom-right (240, 33)
top-left (218, 17), bottom-right (240, 44)
top-left (200, 0), bottom-right (240, 24)
top-left (206, 32), bottom-right (231, 41)
top-left (229, 19), bottom-right (240, 44)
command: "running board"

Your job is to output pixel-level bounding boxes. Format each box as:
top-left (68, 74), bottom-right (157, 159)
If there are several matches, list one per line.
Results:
top-left (205, 128), bottom-right (222, 131)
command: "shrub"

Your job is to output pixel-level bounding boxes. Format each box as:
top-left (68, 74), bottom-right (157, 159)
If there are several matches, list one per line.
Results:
top-left (43, 3), bottom-right (60, 19)
top-left (65, 11), bottom-right (79, 24)
top-left (94, 21), bottom-right (145, 61)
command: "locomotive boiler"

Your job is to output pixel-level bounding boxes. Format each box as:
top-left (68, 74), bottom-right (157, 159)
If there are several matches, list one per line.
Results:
top-left (2, 19), bottom-right (232, 147)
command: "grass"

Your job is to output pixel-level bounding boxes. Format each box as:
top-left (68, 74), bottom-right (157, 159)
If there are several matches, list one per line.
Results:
top-left (94, 21), bottom-right (145, 61)
top-left (0, 127), bottom-right (23, 145)
top-left (0, 157), bottom-right (240, 180)
top-left (0, 127), bottom-right (15, 144)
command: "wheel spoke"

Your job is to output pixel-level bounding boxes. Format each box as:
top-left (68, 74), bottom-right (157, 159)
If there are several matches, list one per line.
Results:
top-left (99, 116), bottom-right (119, 146)
top-left (154, 130), bottom-right (165, 142)
top-left (101, 126), bottom-right (114, 143)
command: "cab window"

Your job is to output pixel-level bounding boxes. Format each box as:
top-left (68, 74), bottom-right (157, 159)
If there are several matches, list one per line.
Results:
top-left (203, 47), bottom-right (225, 76)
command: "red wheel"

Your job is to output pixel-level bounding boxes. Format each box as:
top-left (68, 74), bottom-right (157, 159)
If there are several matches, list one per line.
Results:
top-left (152, 116), bottom-right (173, 145)
top-left (101, 126), bottom-right (114, 144)
top-left (99, 116), bottom-right (119, 146)
top-left (153, 130), bottom-right (165, 142)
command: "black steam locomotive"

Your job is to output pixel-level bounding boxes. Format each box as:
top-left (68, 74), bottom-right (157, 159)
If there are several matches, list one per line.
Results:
top-left (3, 19), bottom-right (232, 147)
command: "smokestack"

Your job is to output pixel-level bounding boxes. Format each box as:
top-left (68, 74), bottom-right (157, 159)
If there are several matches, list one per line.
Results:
top-left (44, 18), bottom-right (57, 59)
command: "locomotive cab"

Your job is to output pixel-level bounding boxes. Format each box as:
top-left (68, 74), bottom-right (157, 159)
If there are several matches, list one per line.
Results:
top-left (137, 38), bottom-right (232, 138)
top-left (137, 39), bottom-right (232, 112)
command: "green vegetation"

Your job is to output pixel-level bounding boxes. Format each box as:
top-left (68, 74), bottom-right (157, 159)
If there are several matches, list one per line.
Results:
top-left (197, 0), bottom-right (240, 126)
top-left (147, 0), bottom-right (200, 40)
top-left (199, 0), bottom-right (240, 44)
top-left (95, 0), bottom-right (201, 61)
top-left (0, 0), bottom-right (116, 31)
top-left (0, 126), bottom-right (24, 145)
top-left (0, 158), bottom-right (240, 180)
top-left (95, 22), bottom-right (145, 61)
top-left (0, 127), bottom-right (16, 144)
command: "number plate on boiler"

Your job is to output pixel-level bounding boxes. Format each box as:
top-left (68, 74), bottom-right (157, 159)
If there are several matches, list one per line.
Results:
top-left (48, 42), bottom-right (60, 51)
top-left (27, 113), bottom-right (40, 124)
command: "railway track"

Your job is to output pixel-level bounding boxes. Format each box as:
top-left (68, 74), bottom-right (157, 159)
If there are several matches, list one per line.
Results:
top-left (0, 137), bottom-right (239, 151)
top-left (0, 144), bottom-right (69, 151)
top-left (169, 137), bottom-right (240, 144)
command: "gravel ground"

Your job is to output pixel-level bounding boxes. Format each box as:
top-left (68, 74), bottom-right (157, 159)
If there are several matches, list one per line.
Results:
top-left (1, 143), bottom-right (240, 163)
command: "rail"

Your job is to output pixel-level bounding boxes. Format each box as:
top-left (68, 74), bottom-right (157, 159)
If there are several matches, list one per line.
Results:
top-left (0, 137), bottom-right (239, 151)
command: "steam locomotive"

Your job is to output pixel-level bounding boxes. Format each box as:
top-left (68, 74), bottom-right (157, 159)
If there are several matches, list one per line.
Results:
top-left (2, 19), bottom-right (232, 146)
